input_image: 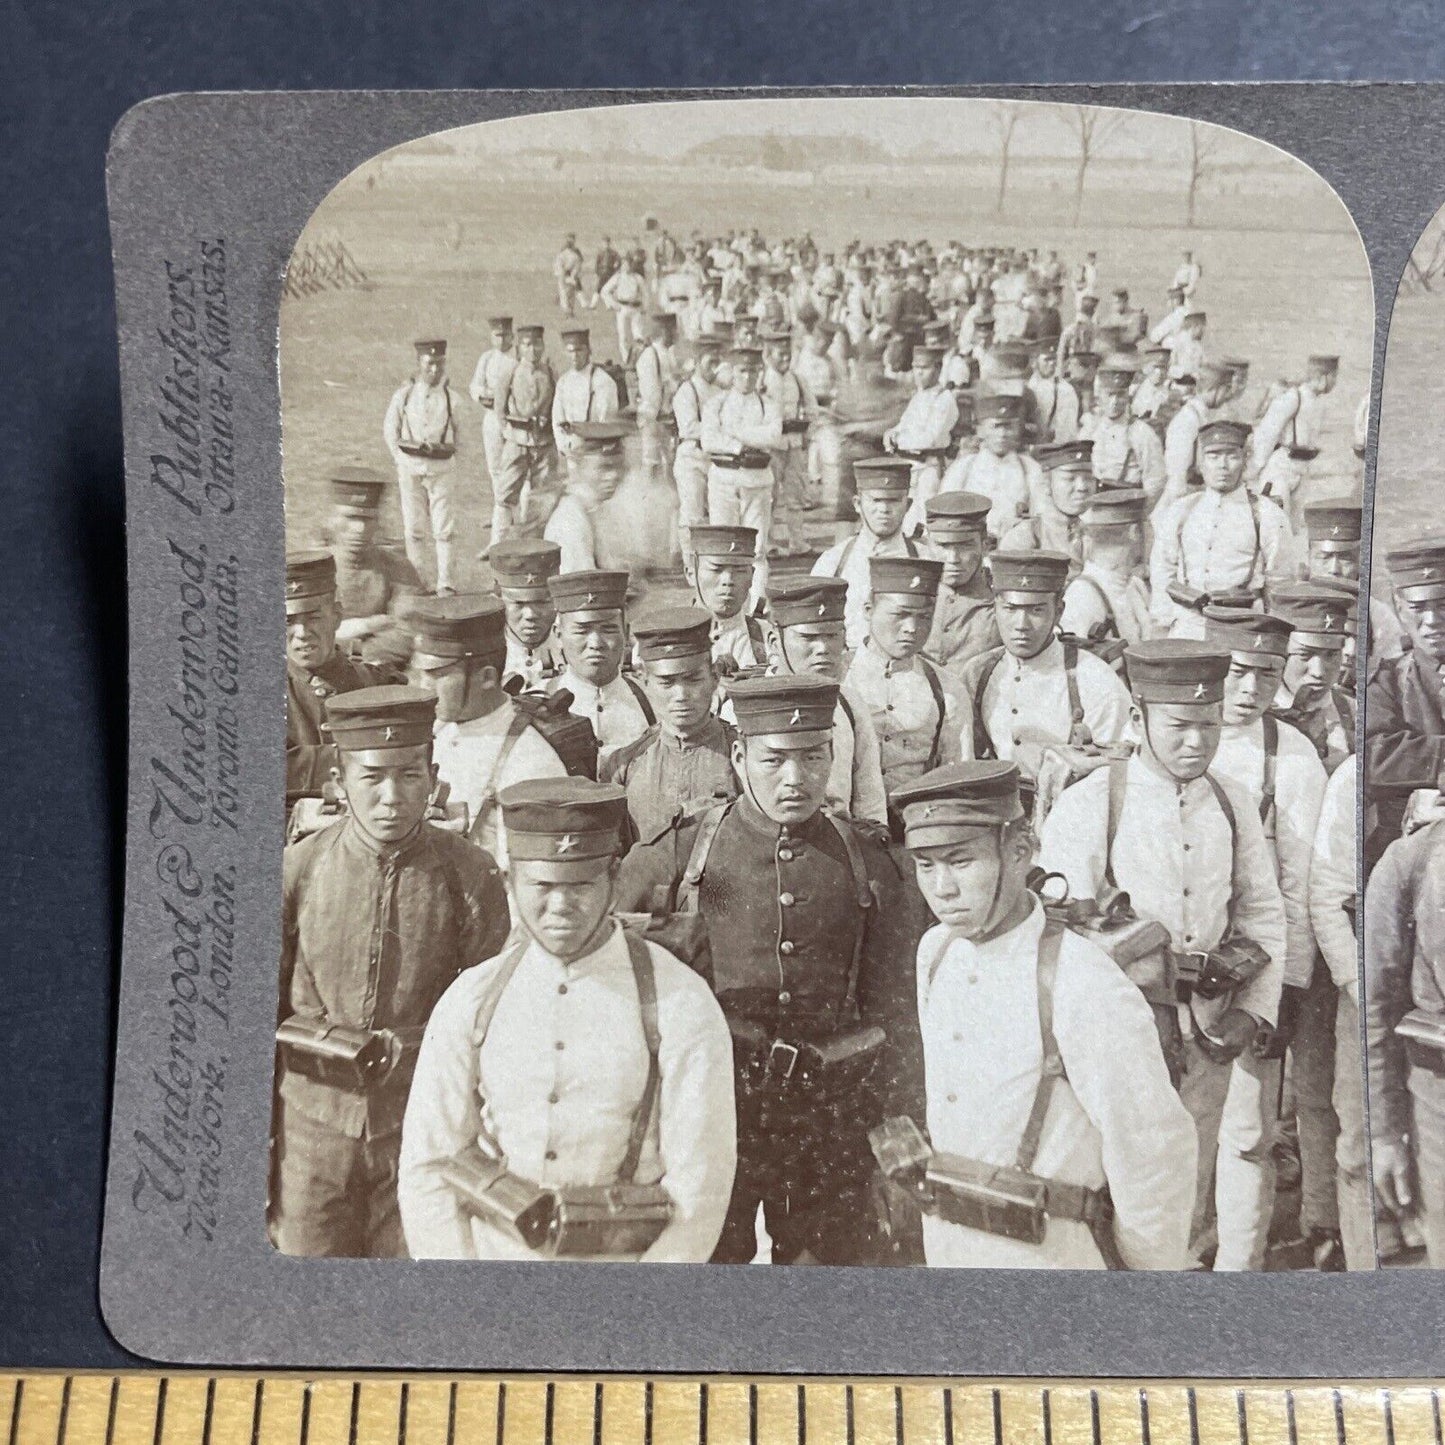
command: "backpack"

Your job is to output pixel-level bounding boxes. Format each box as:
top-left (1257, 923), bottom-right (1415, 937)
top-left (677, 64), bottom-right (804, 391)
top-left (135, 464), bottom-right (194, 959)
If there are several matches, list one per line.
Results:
top-left (599, 359), bottom-right (630, 412)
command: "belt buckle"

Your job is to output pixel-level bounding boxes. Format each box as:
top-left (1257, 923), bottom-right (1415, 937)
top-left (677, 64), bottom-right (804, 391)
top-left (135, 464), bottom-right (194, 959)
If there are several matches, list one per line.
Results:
top-left (1174, 951), bottom-right (1210, 1000)
top-left (767, 1040), bottom-right (801, 1082)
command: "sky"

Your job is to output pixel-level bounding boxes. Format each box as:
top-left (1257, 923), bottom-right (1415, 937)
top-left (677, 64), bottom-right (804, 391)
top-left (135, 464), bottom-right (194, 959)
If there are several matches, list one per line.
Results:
top-left (437, 95), bottom-right (1290, 170)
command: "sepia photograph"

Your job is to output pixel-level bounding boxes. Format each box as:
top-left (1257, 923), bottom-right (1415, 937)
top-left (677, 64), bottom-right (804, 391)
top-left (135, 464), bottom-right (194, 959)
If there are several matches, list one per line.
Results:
top-left (1362, 203), bottom-right (1445, 1271)
top-left (274, 94), bottom-right (1373, 1271)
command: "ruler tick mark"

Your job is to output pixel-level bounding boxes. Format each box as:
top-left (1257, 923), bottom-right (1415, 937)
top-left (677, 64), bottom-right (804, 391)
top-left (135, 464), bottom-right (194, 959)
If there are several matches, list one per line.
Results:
top-left (1140, 1389), bottom-right (1151, 1445)
top-left (749, 1384), bottom-right (758, 1445)
top-left (992, 1389), bottom-right (1002, 1445)
top-left (203, 1381), bottom-right (216, 1445)
top-left (1333, 1390), bottom-right (1346, 1445)
top-left (545, 1383), bottom-right (556, 1445)
top-left (1286, 1391), bottom-right (1297, 1445)
top-left (8, 1378), bottom-right (22, 1445)
top-left (252, 1381), bottom-right (265, 1445)
top-left (446, 1384), bottom-right (457, 1445)
top-left (1238, 1389), bottom-right (1249, 1445)
top-left (298, 1386), bottom-right (311, 1445)
top-left (1043, 1389), bottom-right (1054, 1445)
top-left (845, 1386), bottom-right (855, 1445)
top-left (895, 1387), bottom-right (904, 1445)
top-left (1188, 1387), bottom-right (1200, 1445)
top-left (496, 1382), bottom-right (507, 1445)
top-left (1092, 1389), bottom-right (1102, 1445)
top-left (592, 1382), bottom-right (603, 1445)
top-left (1384, 1390), bottom-right (1397, 1445)
top-left (797, 1384), bottom-right (806, 1445)
top-left (152, 1379), bottom-right (168, 1445)
top-left (104, 1378), bottom-right (118, 1445)
top-left (56, 1377), bottom-right (72, 1445)
top-left (644, 1381), bottom-right (654, 1445)
top-left (942, 1390), bottom-right (955, 1445)
top-left (399, 1383), bottom-right (410, 1445)
top-left (699, 1384), bottom-right (708, 1445)
top-left (1432, 1388), bottom-right (1442, 1445)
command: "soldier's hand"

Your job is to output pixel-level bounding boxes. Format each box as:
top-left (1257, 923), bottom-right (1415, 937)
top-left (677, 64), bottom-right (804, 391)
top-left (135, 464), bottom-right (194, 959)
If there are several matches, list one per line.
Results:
top-left (1372, 1137), bottom-right (1415, 1216)
top-left (1206, 1008), bottom-right (1258, 1062)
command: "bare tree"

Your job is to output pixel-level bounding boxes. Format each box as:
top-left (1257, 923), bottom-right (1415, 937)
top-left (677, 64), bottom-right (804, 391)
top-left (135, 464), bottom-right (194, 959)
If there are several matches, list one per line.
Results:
top-left (1064, 106), bottom-right (1129, 226)
top-left (1185, 120), bottom-right (1222, 228)
top-left (987, 102), bottom-right (1023, 215)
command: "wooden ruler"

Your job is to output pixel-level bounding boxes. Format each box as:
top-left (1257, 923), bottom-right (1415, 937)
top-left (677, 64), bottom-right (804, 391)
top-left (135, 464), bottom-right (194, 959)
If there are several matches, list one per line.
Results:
top-left (3, 1377), bottom-right (1443, 1445)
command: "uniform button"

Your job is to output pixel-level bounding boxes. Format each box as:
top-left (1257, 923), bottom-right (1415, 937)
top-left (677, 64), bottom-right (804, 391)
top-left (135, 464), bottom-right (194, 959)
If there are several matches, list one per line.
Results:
top-left (946, 1093), bottom-right (958, 1104)
top-left (885, 703), bottom-right (894, 712)
top-left (558, 983), bottom-right (568, 995)
top-left (555, 1040), bottom-right (565, 1051)
top-left (780, 940), bottom-right (795, 955)
top-left (1182, 887), bottom-right (1190, 898)
top-left (780, 891), bottom-right (795, 906)
top-left (779, 990), bottom-right (792, 1005)
top-left (779, 848), bottom-right (794, 862)
top-left (1184, 935), bottom-right (1193, 944)
top-left (548, 1092), bottom-right (560, 1105)
top-left (1011, 707), bottom-right (1019, 716)
top-left (968, 974), bottom-right (979, 985)
top-left (1183, 843), bottom-right (1190, 852)
top-left (545, 1150), bottom-right (557, 1162)
top-left (952, 1031), bottom-right (963, 1042)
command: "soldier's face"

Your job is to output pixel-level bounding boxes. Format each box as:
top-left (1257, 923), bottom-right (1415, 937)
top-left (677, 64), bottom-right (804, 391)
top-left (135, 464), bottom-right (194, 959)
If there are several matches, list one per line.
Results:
top-left (338, 744), bottom-right (436, 845)
top-left (979, 418), bottom-right (1013, 455)
top-left (1101, 388), bottom-right (1128, 421)
top-left (492, 327), bottom-right (512, 351)
top-left (1222, 657), bottom-right (1286, 727)
top-left (412, 656), bottom-right (469, 724)
top-left (1309, 543), bottom-right (1359, 581)
top-left (911, 827), bottom-right (1030, 937)
top-left (866, 592), bottom-right (935, 661)
top-left (1398, 592), bottom-right (1445, 661)
top-left (419, 354), bottom-right (445, 386)
top-left (697, 353), bottom-right (722, 385)
top-left (733, 734), bottom-right (833, 825)
top-left (521, 336), bottom-right (545, 366)
top-left (575, 450), bottom-right (622, 502)
top-left (856, 489), bottom-right (908, 538)
top-left (332, 507), bottom-right (376, 554)
top-left (564, 339), bottom-right (590, 371)
top-left (1200, 443), bottom-right (1245, 492)
top-left (644, 654), bottom-right (716, 740)
top-left (1034, 352), bottom-right (1056, 378)
top-left (1049, 466), bottom-right (1095, 518)
top-left (912, 359), bottom-right (941, 391)
top-left (503, 595), bottom-right (555, 649)
top-left (558, 609), bottom-right (627, 684)
top-left (511, 858), bottom-right (619, 963)
top-left (732, 358), bottom-right (762, 393)
top-left (934, 536), bottom-right (984, 590)
top-left (1136, 701), bottom-right (1221, 781)
top-left (1285, 641), bottom-right (1344, 694)
top-left (692, 556), bottom-right (752, 619)
top-left (765, 342), bottom-right (790, 372)
top-left (995, 592), bottom-right (1059, 659)
top-left (286, 602), bottom-right (337, 672)
top-left (776, 622), bottom-right (847, 680)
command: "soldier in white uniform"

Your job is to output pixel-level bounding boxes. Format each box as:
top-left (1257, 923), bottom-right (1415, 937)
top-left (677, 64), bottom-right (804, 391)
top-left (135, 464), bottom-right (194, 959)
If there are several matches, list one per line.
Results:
top-left (762, 329), bottom-right (818, 555)
top-left (1060, 489), bottom-right (1156, 649)
top-left (383, 338), bottom-right (461, 596)
top-left (1252, 355), bottom-right (1338, 531)
top-left (492, 324), bottom-right (556, 548)
top-left (884, 342), bottom-right (958, 536)
top-left (958, 551), bottom-right (1133, 782)
top-left (892, 760), bottom-right (1196, 1269)
top-left (813, 456), bottom-right (926, 652)
top-left (1130, 345), bottom-right (1173, 423)
top-left (1148, 285), bottom-right (1188, 347)
top-left (939, 394), bottom-right (1042, 544)
top-left (678, 523), bottom-right (762, 675)
top-left (922, 492), bottom-right (1000, 678)
top-left (551, 326), bottom-right (620, 468)
top-left (1151, 420), bottom-right (1295, 639)
top-left (635, 312), bottom-right (680, 489)
top-left (468, 315), bottom-right (516, 489)
top-left (1040, 641), bottom-right (1288, 1271)
top-left (701, 344), bottom-right (783, 600)
top-left (487, 537), bottom-right (562, 692)
top-left (1161, 361), bottom-right (1232, 504)
top-left (1083, 359), bottom-right (1166, 505)
top-left (1027, 344), bottom-right (1080, 446)
top-left (1301, 496), bottom-right (1404, 663)
top-left (1166, 310), bottom-right (1207, 382)
top-left (398, 777), bottom-right (737, 1262)
top-left (671, 337), bottom-right (724, 553)
top-left (410, 597), bottom-right (568, 864)
top-left (758, 576), bottom-right (888, 826)
top-left (546, 570), bottom-right (653, 764)
top-left (845, 556), bottom-right (967, 794)
top-left (1000, 440), bottom-right (1097, 562)
top-left (542, 421), bottom-right (631, 574)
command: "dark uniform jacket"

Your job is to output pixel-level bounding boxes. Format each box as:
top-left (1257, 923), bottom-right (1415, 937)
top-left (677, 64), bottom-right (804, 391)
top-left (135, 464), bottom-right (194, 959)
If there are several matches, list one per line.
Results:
top-left (613, 795), bottom-right (931, 1115)
top-left (1363, 818), bottom-right (1445, 1144)
top-left (599, 717), bottom-right (739, 843)
top-left (279, 819), bottom-right (509, 1139)
top-left (1366, 650), bottom-right (1445, 859)
top-left (925, 579), bottom-right (1001, 677)
top-left (286, 653), bottom-right (384, 800)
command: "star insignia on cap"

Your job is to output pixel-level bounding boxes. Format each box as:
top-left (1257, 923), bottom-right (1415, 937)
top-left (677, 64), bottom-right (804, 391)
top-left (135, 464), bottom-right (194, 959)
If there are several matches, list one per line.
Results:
top-left (287, 580), bottom-right (301, 595)
top-left (910, 574), bottom-right (922, 589)
top-left (1331, 525), bottom-right (1342, 537)
top-left (384, 725), bottom-right (396, 741)
top-left (585, 592), bottom-right (596, 606)
top-left (1253, 634), bottom-right (1265, 649)
top-left (920, 804), bottom-right (937, 818)
top-left (1020, 575), bottom-right (1033, 588)
top-left (555, 834), bottom-right (578, 855)
top-left (1194, 683), bottom-right (1207, 699)
top-left (789, 708), bottom-right (803, 726)
top-left (817, 603), bottom-right (826, 617)
top-left (1323, 613), bottom-right (1337, 629)
top-left (525, 571), bottom-right (540, 585)
top-left (728, 541), bottom-right (739, 553)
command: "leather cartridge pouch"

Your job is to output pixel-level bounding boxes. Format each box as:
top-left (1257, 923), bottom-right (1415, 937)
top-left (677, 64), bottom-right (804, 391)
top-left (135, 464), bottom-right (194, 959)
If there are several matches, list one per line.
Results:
top-left (1397, 1008), bottom-right (1445, 1076)
top-left (541, 1183), bottom-right (675, 1260)
top-left (924, 1152), bottom-right (1050, 1245)
top-left (275, 1015), bottom-right (391, 1092)
top-left (1174, 931), bottom-right (1271, 1002)
top-left (1166, 581), bottom-right (1209, 611)
top-left (781, 417), bottom-right (809, 436)
top-left (438, 1144), bottom-right (554, 1251)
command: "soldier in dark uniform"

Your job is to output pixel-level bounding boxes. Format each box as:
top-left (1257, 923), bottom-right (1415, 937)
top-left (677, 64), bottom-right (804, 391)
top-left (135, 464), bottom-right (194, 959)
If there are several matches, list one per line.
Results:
top-left (922, 491), bottom-right (999, 678)
top-left (614, 673), bottom-right (929, 1264)
top-left (318, 467), bottom-right (421, 676)
top-left (1365, 538), bottom-right (1445, 870)
top-left (601, 607), bottom-right (739, 842)
top-left (285, 550), bottom-right (385, 804)
top-left (273, 685), bottom-right (510, 1257)
top-left (487, 536), bottom-right (563, 691)
top-left (1271, 583), bottom-right (1356, 775)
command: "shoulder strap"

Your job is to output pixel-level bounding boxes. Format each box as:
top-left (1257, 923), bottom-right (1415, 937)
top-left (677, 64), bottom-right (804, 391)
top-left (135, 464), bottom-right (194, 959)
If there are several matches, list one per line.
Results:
top-left (1063, 640), bottom-right (1085, 727)
top-left (1201, 771), bottom-right (1241, 932)
top-left (1260, 713), bottom-right (1279, 835)
top-left (1102, 758), bottom-right (1128, 891)
top-left (904, 535), bottom-right (920, 559)
top-left (1076, 573), bottom-right (1119, 637)
top-left (822, 811), bottom-right (875, 1016)
top-left (468, 710), bottom-right (534, 842)
top-left (618, 931), bottom-right (662, 1185)
top-left (970, 647), bottom-right (1005, 761)
top-left (675, 800), bottom-right (735, 912)
top-left (920, 657), bottom-right (947, 768)
top-left (837, 688), bottom-right (856, 731)
top-left (623, 673), bottom-right (657, 726)
top-left (466, 934), bottom-right (531, 1054)
top-left (1015, 921), bottom-right (1066, 1174)
top-left (832, 535), bottom-right (857, 577)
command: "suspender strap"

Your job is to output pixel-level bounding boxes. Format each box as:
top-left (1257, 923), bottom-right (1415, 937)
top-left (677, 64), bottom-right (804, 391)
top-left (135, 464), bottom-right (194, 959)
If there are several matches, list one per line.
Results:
top-left (468, 710), bottom-right (533, 842)
top-left (920, 656), bottom-right (947, 768)
top-left (1260, 712), bottom-right (1278, 835)
top-left (1015, 921), bottom-right (1066, 1174)
top-left (1063, 640), bottom-right (1086, 729)
top-left (904, 536), bottom-right (919, 559)
top-left (1076, 574), bottom-right (1120, 639)
top-left (1102, 758), bottom-right (1128, 892)
top-left (674, 800), bottom-right (734, 912)
top-left (466, 936), bottom-right (531, 1058)
top-left (971, 648), bottom-right (1004, 761)
top-left (822, 811), bottom-right (875, 1016)
top-left (832, 535), bottom-right (856, 578)
top-left (623, 674), bottom-right (657, 726)
top-left (1201, 771), bottom-right (1240, 934)
top-left (618, 931), bottom-right (662, 1184)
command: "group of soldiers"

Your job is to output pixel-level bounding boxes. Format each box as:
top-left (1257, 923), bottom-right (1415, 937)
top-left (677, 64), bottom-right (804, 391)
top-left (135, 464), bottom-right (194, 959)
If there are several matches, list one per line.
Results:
top-left (276, 223), bottom-right (1381, 1272)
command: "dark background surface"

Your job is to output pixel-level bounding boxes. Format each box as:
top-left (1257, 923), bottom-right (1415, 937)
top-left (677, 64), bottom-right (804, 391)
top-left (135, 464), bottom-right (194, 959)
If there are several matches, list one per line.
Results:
top-left (4, 0), bottom-right (1445, 1370)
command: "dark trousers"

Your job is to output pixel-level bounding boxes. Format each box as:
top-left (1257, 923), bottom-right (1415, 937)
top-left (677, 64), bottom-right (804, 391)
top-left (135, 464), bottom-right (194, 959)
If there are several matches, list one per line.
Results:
top-left (711, 1077), bottom-right (874, 1265)
top-left (272, 1102), bottom-right (406, 1258)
